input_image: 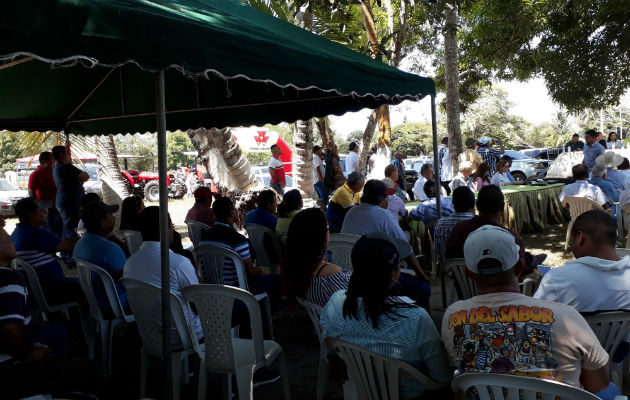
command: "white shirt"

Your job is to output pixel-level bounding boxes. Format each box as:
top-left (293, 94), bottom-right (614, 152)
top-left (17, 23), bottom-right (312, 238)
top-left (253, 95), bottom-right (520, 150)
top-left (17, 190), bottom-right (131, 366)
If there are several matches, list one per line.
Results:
top-left (123, 241), bottom-right (202, 344)
top-left (346, 151), bottom-right (358, 174)
top-left (490, 172), bottom-right (512, 187)
top-left (312, 153), bottom-right (325, 184)
top-left (558, 180), bottom-right (607, 206)
top-left (535, 256), bottom-right (630, 312)
top-left (449, 173), bottom-right (474, 191)
top-left (440, 149), bottom-right (453, 181)
top-left (268, 156), bottom-right (283, 170)
top-left (413, 175), bottom-right (446, 202)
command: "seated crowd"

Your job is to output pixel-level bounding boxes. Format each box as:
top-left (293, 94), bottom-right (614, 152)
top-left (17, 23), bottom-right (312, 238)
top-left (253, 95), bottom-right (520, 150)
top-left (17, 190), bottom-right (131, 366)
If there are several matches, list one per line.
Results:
top-left (4, 140), bottom-right (630, 399)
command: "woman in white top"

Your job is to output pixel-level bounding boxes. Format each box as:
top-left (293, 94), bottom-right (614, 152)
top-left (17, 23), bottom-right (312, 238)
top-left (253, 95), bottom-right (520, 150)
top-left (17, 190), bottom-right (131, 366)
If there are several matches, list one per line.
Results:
top-left (491, 159), bottom-right (520, 187)
top-left (607, 132), bottom-right (623, 149)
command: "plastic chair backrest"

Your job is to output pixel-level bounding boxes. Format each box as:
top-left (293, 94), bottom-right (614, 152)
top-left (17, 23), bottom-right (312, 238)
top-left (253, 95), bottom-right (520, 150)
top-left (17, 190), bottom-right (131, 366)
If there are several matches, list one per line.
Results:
top-left (121, 230), bottom-right (143, 255)
top-left (11, 257), bottom-right (50, 311)
top-left (562, 197), bottom-right (608, 219)
top-left (520, 278), bottom-right (534, 297)
top-left (121, 278), bottom-right (198, 356)
top-left (185, 220), bottom-right (211, 247)
top-left (296, 298), bottom-right (324, 345)
top-left (326, 233), bottom-right (359, 272)
top-left (324, 336), bottom-right (445, 399)
top-left (443, 258), bottom-right (476, 301)
top-left (583, 311), bottom-right (630, 361)
top-left (182, 284), bottom-right (265, 373)
top-left (617, 248), bottom-right (630, 258)
top-left (194, 243), bottom-right (247, 289)
top-left (451, 372), bottom-right (599, 400)
top-left (244, 223), bottom-right (282, 269)
top-left (75, 258), bottom-right (128, 321)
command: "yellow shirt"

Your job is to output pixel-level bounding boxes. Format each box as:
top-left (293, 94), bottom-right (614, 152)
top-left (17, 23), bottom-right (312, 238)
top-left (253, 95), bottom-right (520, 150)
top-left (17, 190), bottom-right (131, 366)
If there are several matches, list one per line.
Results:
top-left (331, 183), bottom-right (361, 208)
top-left (458, 149), bottom-right (482, 171)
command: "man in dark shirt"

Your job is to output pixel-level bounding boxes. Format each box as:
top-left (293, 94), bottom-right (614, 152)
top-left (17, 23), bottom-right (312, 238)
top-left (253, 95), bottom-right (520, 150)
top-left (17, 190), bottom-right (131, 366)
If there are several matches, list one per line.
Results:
top-left (28, 151), bottom-right (62, 236)
top-left (565, 133), bottom-right (584, 152)
top-left (444, 185), bottom-right (537, 276)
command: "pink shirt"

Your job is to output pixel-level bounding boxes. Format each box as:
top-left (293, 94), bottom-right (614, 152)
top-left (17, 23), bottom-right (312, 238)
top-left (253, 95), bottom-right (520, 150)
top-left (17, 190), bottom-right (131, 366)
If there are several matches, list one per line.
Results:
top-left (474, 177), bottom-right (490, 191)
top-left (185, 203), bottom-right (216, 227)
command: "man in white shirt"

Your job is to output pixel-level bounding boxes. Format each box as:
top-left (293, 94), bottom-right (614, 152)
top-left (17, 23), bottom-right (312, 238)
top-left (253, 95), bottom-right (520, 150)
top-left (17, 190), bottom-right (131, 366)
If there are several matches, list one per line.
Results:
top-left (312, 145), bottom-right (327, 206)
top-left (558, 164), bottom-right (608, 213)
top-left (535, 210), bottom-right (630, 312)
top-left (412, 163), bottom-right (446, 201)
top-left (268, 144), bottom-right (285, 195)
top-left (345, 142), bottom-right (359, 174)
top-left (123, 206), bottom-right (203, 344)
top-left (449, 161), bottom-right (474, 192)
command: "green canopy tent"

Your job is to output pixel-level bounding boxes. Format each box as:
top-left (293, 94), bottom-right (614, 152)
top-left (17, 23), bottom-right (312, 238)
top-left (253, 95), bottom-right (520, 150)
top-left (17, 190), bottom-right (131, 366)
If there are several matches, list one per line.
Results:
top-left (1, 0), bottom-right (440, 394)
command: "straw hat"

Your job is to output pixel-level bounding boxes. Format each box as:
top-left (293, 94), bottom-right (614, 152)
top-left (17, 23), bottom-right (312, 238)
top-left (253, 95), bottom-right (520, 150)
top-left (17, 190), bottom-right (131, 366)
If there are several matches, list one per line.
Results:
top-left (595, 151), bottom-right (624, 168)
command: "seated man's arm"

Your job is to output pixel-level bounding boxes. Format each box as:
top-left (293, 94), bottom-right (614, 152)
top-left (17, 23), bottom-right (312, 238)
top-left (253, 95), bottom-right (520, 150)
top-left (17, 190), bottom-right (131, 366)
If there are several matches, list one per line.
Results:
top-left (580, 366), bottom-right (610, 394)
top-left (243, 257), bottom-right (262, 280)
top-left (0, 323), bottom-right (48, 361)
top-left (405, 253), bottom-right (428, 281)
top-left (55, 237), bottom-right (79, 253)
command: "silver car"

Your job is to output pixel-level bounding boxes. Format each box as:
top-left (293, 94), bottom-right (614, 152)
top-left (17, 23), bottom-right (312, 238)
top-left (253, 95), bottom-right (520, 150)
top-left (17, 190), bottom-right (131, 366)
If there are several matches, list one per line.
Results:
top-left (0, 179), bottom-right (28, 216)
top-left (504, 150), bottom-right (549, 181)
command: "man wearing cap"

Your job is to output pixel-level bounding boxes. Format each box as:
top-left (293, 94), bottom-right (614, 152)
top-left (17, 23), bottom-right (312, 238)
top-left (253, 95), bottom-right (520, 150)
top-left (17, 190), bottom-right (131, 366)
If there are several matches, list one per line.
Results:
top-left (458, 138), bottom-right (482, 171)
top-left (565, 133), bottom-right (584, 152)
top-left (391, 151), bottom-right (406, 190)
top-left (476, 137), bottom-right (504, 177)
top-left (73, 201), bottom-right (128, 310)
top-left (341, 179), bottom-right (430, 306)
top-left (559, 164), bottom-right (609, 212)
top-left (383, 178), bottom-right (406, 218)
top-left (441, 225), bottom-right (612, 395)
top-left (268, 144), bottom-right (285, 195)
top-left (185, 186), bottom-right (217, 227)
top-left (312, 145), bottom-right (328, 206)
top-left (409, 179), bottom-right (455, 228)
top-left (345, 142), bottom-right (359, 174)
top-left (28, 151), bottom-right (62, 236)
top-left (449, 161), bottom-right (474, 192)
top-left (10, 197), bottom-right (83, 306)
top-left (582, 129), bottom-right (606, 173)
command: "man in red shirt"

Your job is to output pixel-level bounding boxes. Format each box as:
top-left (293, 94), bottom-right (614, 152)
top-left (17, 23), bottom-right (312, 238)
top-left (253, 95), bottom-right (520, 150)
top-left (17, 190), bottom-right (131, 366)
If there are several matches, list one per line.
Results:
top-left (28, 151), bottom-right (61, 236)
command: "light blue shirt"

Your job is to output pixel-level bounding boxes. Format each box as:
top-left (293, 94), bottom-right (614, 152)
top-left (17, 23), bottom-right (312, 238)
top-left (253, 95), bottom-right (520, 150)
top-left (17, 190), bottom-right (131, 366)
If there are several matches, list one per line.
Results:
top-left (589, 177), bottom-right (619, 204)
top-left (321, 290), bottom-right (452, 398)
top-left (606, 168), bottom-right (627, 192)
top-left (583, 142), bottom-right (605, 171)
top-left (341, 203), bottom-right (410, 256)
top-left (73, 232), bottom-right (127, 309)
top-left (409, 197), bottom-right (455, 227)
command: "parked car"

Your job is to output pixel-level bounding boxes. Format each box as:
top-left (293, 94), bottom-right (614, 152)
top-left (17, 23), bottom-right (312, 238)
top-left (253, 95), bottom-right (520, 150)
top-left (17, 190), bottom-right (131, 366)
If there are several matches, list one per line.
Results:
top-left (0, 179), bottom-right (28, 216)
top-left (252, 166), bottom-right (294, 188)
top-left (503, 150), bottom-right (550, 181)
top-left (522, 147), bottom-right (563, 161)
top-left (82, 164), bottom-right (103, 196)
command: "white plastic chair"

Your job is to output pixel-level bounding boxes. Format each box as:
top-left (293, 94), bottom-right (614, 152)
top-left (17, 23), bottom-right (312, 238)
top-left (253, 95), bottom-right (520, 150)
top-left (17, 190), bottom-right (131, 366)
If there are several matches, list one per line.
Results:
top-left (443, 258), bottom-right (476, 302)
top-left (121, 278), bottom-right (200, 400)
top-left (324, 336), bottom-right (447, 400)
top-left (451, 372), bottom-right (623, 400)
top-left (326, 233), bottom-right (360, 272)
top-left (296, 298), bottom-right (327, 400)
top-left (11, 257), bottom-right (88, 342)
top-left (182, 284), bottom-right (291, 400)
top-left (74, 258), bottom-right (134, 376)
top-left (194, 242), bottom-right (273, 338)
top-left (120, 229), bottom-right (143, 255)
top-left (584, 311), bottom-right (630, 391)
top-left (185, 220), bottom-right (211, 247)
top-left (520, 278), bottom-right (535, 297)
top-left (562, 197), bottom-right (611, 249)
top-left (244, 223), bottom-right (282, 274)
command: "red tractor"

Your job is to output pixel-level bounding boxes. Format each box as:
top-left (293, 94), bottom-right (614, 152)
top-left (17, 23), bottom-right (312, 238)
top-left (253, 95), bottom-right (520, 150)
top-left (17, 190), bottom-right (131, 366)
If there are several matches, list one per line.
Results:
top-left (121, 169), bottom-right (186, 202)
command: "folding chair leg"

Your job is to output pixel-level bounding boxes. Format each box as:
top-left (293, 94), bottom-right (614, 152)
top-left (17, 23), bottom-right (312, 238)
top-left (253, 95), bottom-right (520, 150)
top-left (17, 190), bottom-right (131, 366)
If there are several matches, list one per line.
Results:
top-left (139, 350), bottom-right (149, 398)
top-left (278, 352), bottom-right (291, 400)
top-left (315, 350), bottom-right (327, 400)
top-left (171, 352), bottom-right (182, 400)
top-left (99, 320), bottom-right (112, 376)
top-left (235, 365), bottom-right (255, 400)
top-left (197, 361), bottom-right (207, 400)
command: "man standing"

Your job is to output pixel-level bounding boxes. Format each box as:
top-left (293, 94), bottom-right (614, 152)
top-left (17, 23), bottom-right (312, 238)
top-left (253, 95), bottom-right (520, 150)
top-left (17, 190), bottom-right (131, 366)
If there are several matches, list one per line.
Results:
top-left (583, 129), bottom-right (605, 173)
top-left (391, 151), bottom-right (406, 190)
top-left (345, 142), bottom-right (359, 174)
top-left (268, 144), bottom-right (285, 195)
top-left (458, 138), bottom-right (482, 171)
top-left (185, 186), bottom-right (217, 227)
top-left (312, 145), bottom-right (327, 206)
top-left (28, 151), bottom-right (62, 236)
top-left (449, 161), bottom-right (474, 192)
top-left (441, 225), bottom-right (611, 395)
top-left (476, 137), bottom-right (504, 177)
top-left (438, 137), bottom-right (448, 175)
top-left (51, 145), bottom-right (89, 243)
top-left (565, 133), bottom-right (584, 152)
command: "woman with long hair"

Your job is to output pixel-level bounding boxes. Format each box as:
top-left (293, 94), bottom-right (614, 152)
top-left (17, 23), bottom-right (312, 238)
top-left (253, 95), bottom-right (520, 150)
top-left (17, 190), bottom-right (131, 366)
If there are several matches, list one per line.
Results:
top-left (282, 208), bottom-right (349, 307)
top-left (490, 159), bottom-right (520, 187)
top-left (320, 234), bottom-right (452, 399)
top-left (119, 195), bottom-right (145, 231)
top-left (275, 189), bottom-right (303, 240)
top-left (607, 132), bottom-right (622, 149)
top-left (472, 161), bottom-right (491, 191)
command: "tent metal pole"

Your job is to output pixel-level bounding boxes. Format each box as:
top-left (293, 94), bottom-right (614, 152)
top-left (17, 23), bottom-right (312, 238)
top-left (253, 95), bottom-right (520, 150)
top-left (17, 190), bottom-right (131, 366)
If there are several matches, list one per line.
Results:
top-left (156, 70), bottom-right (173, 400)
top-left (431, 95), bottom-right (441, 219)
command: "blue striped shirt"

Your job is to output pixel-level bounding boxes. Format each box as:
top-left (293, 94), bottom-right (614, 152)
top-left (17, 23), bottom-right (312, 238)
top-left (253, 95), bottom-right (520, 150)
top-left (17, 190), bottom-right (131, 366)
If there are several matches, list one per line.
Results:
top-left (476, 147), bottom-right (502, 177)
top-left (0, 266), bottom-right (31, 364)
top-left (11, 223), bottom-right (63, 282)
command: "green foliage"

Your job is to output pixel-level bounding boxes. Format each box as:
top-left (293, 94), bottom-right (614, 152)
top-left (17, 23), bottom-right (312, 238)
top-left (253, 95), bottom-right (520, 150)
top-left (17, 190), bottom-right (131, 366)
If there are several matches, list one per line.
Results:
top-left (391, 122), bottom-right (434, 156)
top-left (245, 152), bottom-right (269, 166)
top-left (0, 131), bottom-right (21, 173)
top-left (114, 134), bottom-right (157, 171)
top-left (166, 130), bottom-right (195, 170)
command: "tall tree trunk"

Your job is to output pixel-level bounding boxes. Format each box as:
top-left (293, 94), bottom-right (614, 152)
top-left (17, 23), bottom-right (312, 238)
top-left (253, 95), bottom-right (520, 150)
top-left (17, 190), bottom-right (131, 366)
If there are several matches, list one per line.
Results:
top-left (96, 135), bottom-right (130, 232)
top-left (444, 2), bottom-right (463, 174)
top-left (356, 109), bottom-right (380, 175)
top-left (293, 119), bottom-right (315, 195)
top-left (187, 127), bottom-right (257, 192)
top-left (315, 118), bottom-right (345, 189)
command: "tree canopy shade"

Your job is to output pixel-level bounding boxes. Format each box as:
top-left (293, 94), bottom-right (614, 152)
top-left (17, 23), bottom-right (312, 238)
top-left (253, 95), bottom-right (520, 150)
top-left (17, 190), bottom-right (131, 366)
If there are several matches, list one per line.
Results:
top-left (0, 0), bottom-right (435, 136)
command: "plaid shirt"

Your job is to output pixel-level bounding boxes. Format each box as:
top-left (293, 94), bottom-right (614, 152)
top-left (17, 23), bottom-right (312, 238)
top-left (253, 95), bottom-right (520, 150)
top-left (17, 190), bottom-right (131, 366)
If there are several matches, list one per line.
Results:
top-left (476, 147), bottom-right (502, 177)
top-left (433, 212), bottom-right (475, 259)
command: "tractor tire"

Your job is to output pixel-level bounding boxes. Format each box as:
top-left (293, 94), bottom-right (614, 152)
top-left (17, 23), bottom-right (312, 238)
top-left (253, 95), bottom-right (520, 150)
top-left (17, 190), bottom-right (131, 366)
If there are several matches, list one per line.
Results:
top-left (144, 181), bottom-right (160, 202)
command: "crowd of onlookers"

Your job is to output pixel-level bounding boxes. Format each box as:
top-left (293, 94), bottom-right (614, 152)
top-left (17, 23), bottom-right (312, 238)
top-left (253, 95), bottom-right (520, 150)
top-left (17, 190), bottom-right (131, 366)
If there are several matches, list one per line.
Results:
top-left (2, 131), bottom-right (630, 399)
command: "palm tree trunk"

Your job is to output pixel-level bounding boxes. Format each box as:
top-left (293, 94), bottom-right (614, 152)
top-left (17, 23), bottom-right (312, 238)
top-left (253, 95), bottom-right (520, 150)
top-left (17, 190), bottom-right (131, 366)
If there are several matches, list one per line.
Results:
top-left (293, 119), bottom-right (315, 195)
top-left (315, 118), bottom-right (346, 189)
top-left (187, 127), bottom-right (257, 192)
top-left (96, 135), bottom-right (131, 232)
top-left (444, 2), bottom-right (463, 173)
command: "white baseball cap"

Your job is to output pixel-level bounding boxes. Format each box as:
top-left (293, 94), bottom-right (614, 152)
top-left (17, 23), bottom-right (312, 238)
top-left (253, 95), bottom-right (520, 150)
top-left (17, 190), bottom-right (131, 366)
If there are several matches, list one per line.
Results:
top-left (463, 225), bottom-right (520, 275)
top-left (478, 137), bottom-right (492, 145)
